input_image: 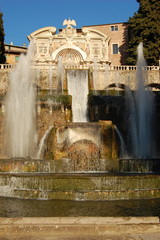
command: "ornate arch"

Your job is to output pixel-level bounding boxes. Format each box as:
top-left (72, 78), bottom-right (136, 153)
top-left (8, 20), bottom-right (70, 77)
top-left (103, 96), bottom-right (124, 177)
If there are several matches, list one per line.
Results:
top-left (52, 44), bottom-right (87, 62)
top-left (56, 48), bottom-right (83, 64)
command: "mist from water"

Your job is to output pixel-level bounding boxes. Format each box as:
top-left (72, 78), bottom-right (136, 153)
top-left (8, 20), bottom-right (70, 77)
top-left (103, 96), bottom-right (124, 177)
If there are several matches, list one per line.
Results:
top-left (126, 42), bottom-right (155, 158)
top-left (114, 125), bottom-right (127, 158)
top-left (105, 64), bottom-right (109, 94)
top-left (67, 69), bottom-right (89, 122)
top-left (57, 56), bottom-right (64, 93)
top-left (48, 65), bottom-right (53, 94)
top-left (93, 58), bottom-right (98, 95)
top-left (6, 43), bottom-right (36, 158)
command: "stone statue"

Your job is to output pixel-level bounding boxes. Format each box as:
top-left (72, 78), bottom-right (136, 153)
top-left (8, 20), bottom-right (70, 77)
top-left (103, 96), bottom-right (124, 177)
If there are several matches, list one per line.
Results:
top-left (63, 18), bottom-right (76, 27)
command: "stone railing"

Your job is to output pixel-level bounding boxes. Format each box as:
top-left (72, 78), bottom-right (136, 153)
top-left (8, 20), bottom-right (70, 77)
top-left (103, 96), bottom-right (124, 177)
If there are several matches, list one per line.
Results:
top-left (0, 63), bottom-right (159, 71)
top-left (58, 64), bottom-right (160, 71)
top-left (64, 64), bottom-right (89, 69)
top-left (0, 64), bottom-right (15, 69)
top-left (109, 65), bottom-right (160, 71)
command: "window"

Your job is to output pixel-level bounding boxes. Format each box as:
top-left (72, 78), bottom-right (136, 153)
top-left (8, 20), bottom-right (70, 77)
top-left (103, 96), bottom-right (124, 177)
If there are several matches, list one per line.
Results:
top-left (111, 26), bottom-right (114, 31)
top-left (112, 44), bottom-right (119, 54)
top-left (110, 25), bottom-right (118, 31)
top-left (115, 26), bottom-right (118, 31)
top-left (15, 56), bottom-right (20, 62)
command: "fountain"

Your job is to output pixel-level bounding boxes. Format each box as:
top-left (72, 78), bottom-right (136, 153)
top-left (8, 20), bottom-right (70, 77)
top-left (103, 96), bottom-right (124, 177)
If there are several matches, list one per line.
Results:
top-left (93, 58), bottom-right (98, 95)
top-left (36, 125), bottom-right (53, 159)
top-left (67, 69), bottom-right (89, 122)
top-left (5, 43), bottom-right (36, 158)
top-left (104, 63), bottom-right (109, 95)
top-left (48, 64), bottom-right (53, 94)
top-left (120, 43), bottom-right (159, 172)
top-left (0, 40), bottom-right (159, 202)
top-left (127, 42), bottom-right (155, 158)
top-left (57, 56), bottom-right (64, 93)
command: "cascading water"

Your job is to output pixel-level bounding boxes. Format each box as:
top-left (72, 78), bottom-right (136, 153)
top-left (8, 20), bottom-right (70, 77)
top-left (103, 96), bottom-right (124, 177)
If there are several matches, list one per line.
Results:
top-left (57, 56), bottom-right (64, 93)
top-left (35, 68), bottom-right (40, 87)
top-left (36, 125), bottom-right (53, 159)
top-left (105, 64), bottom-right (109, 94)
top-left (67, 69), bottom-right (89, 122)
top-left (48, 65), bottom-right (53, 93)
top-left (115, 72), bottom-right (120, 96)
top-left (114, 125), bottom-right (127, 158)
top-left (126, 42), bottom-right (155, 158)
top-left (6, 43), bottom-right (36, 158)
top-left (93, 58), bottom-right (98, 95)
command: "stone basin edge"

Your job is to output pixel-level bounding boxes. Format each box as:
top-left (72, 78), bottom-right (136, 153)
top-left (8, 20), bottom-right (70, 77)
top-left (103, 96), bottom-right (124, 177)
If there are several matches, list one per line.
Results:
top-left (0, 216), bottom-right (159, 225)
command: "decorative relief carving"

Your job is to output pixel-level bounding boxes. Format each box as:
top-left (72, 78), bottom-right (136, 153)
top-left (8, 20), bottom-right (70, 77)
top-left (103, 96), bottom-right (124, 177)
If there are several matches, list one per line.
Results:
top-left (57, 49), bottom-right (82, 64)
top-left (49, 45), bottom-right (53, 56)
top-left (92, 44), bottom-right (100, 57)
top-left (62, 27), bottom-right (77, 38)
top-left (29, 19), bottom-right (110, 64)
top-left (39, 44), bottom-right (47, 54)
top-left (102, 45), bottom-right (106, 58)
top-left (74, 43), bottom-right (85, 52)
top-left (86, 45), bottom-right (90, 57)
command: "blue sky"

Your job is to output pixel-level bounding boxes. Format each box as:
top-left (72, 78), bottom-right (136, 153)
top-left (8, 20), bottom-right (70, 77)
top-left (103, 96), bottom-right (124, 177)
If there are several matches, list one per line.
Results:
top-left (0, 0), bottom-right (139, 46)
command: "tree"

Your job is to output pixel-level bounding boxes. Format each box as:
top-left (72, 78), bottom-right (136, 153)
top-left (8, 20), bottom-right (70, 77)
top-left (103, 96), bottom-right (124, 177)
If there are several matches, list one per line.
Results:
top-left (0, 12), bottom-right (6, 63)
top-left (126, 0), bottom-right (160, 66)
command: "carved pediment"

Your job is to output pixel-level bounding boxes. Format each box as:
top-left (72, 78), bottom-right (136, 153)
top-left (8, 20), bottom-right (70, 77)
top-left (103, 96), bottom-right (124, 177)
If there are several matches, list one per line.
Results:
top-left (82, 28), bottom-right (109, 39)
top-left (28, 27), bottom-right (57, 40)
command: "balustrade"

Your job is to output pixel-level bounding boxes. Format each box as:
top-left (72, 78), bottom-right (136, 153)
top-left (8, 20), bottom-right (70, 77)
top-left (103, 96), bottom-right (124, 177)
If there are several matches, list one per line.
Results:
top-left (0, 64), bottom-right (15, 69)
top-left (0, 63), bottom-right (159, 71)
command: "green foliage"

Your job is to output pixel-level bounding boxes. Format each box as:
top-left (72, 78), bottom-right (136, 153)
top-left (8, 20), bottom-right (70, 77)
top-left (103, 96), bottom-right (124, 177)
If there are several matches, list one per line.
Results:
top-left (38, 94), bottom-right (72, 107)
top-left (126, 0), bottom-right (160, 66)
top-left (0, 12), bottom-right (6, 63)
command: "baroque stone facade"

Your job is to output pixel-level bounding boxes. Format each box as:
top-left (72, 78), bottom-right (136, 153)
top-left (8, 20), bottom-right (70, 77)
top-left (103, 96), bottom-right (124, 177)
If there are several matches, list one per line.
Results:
top-left (28, 19), bottom-right (110, 66)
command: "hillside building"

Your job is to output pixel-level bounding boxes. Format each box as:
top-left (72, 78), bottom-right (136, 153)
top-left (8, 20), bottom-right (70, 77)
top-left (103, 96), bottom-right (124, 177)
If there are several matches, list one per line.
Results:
top-left (4, 43), bottom-right (27, 64)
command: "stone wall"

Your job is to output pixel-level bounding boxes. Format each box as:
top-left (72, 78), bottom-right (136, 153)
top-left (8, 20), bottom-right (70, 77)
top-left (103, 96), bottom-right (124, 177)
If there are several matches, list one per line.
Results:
top-left (0, 68), bottom-right (159, 93)
top-left (91, 69), bottom-right (160, 90)
top-left (0, 69), bottom-right (10, 95)
top-left (0, 113), bottom-right (7, 158)
top-left (36, 105), bottom-right (67, 143)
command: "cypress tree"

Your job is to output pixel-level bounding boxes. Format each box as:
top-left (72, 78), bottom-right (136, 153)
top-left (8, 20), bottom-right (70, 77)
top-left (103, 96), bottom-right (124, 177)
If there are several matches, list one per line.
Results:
top-left (0, 12), bottom-right (6, 63)
top-left (126, 0), bottom-right (160, 66)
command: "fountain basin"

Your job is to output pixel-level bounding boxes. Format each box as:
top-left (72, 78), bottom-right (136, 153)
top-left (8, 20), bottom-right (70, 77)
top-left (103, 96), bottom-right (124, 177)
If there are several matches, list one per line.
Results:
top-left (119, 158), bottom-right (160, 173)
top-left (0, 155), bottom-right (159, 200)
top-left (0, 158), bottom-right (117, 173)
top-left (0, 158), bottom-right (159, 200)
top-left (43, 121), bottom-right (119, 166)
top-left (0, 172), bottom-right (160, 200)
